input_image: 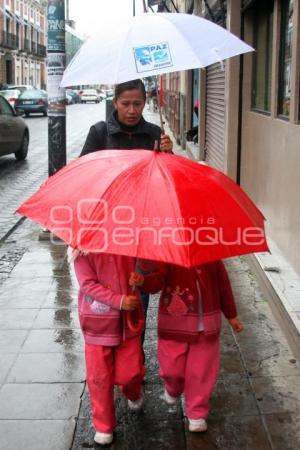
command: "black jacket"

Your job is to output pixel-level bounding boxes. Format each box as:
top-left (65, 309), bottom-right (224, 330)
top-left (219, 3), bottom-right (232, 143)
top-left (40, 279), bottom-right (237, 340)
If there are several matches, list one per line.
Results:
top-left (80, 110), bottom-right (161, 156)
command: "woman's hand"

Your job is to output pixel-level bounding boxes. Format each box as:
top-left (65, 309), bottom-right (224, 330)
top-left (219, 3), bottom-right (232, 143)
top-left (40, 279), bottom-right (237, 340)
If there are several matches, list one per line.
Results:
top-left (129, 271), bottom-right (144, 287)
top-left (160, 134), bottom-right (173, 153)
top-left (121, 294), bottom-right (139, 311)
top-left (228, 317), bottom-right (244, 333)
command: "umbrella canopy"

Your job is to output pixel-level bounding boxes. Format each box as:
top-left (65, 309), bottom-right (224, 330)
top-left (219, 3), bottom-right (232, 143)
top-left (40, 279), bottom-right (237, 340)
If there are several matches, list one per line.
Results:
top-left (17, 150), bottom-right (268, 268)
top-left (61, 13), bottom-right (253, 86)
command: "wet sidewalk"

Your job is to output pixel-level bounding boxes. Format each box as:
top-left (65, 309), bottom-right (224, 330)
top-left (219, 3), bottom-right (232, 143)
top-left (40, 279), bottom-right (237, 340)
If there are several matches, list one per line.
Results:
top-left (0, 218), bottom-right (300, 449)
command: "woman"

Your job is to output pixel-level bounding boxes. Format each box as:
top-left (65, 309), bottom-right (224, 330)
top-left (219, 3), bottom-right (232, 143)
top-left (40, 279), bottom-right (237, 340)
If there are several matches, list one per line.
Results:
top-left (80, 79), bottom-right (173, 155)
top-left (80, 79), bottom-right (173, 345)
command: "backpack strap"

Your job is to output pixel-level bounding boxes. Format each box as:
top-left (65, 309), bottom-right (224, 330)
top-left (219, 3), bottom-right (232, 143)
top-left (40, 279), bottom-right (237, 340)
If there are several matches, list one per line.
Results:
top-left (93, 121), bottom-right (108, 150)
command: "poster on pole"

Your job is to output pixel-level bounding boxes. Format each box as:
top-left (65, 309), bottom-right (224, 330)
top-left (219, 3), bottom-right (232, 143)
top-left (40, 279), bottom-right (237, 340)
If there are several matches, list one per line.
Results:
top-left (48, 0), bottom-right (65, 53)
top-left (47, 53), bottom-right (66, 116)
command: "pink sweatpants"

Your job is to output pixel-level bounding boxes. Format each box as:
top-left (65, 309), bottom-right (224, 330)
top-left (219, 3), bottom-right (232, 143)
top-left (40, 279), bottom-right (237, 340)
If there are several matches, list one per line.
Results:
top-left (85, 336), bottom-right (145, 433)
top-left (157, 332), bottom-right (220, 419)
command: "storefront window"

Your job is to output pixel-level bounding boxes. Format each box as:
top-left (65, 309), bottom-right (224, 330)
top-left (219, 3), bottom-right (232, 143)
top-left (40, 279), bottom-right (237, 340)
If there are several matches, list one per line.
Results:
top-left (278, 0), bottom-right (293, 117)
top-left (251, 1), bottom-right (274, 113)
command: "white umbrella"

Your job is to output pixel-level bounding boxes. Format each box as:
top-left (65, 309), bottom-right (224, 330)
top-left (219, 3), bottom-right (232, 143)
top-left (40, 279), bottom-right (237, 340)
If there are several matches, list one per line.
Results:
top-left (61, 13), bottom-right (253, 87)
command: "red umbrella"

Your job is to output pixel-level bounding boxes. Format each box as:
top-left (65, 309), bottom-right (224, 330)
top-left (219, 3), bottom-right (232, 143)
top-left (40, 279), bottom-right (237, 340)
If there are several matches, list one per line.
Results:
top-left (17, 149), bottom-right (268, 267)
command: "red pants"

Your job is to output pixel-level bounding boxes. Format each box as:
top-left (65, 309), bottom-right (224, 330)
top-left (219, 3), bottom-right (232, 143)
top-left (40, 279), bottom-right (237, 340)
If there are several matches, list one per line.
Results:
top-left (85, 336), bottom-right (145, 433)
top-left (157, 332), bottom-right (220, 419)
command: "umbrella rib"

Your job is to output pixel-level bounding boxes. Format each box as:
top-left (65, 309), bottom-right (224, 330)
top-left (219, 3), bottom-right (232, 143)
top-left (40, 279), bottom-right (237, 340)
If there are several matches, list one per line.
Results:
top-left (163, 16), bottom-right (206, 68)
top-left (155, 155), bottom-right (191, 265)
top-left (113, 20), bottom-right (135, 83)
top-left (79, 156), bottom-right (150, 250)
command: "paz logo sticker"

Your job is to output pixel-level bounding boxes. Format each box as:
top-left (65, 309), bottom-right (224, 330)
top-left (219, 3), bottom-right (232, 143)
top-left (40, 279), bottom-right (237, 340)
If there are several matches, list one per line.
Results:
top-left (133, 42), bottom-right (173, 73)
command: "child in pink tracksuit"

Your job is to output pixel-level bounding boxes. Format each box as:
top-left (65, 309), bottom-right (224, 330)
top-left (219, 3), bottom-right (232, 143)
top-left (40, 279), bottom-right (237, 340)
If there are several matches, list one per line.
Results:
top-left (130, 260), bottom-right (243, 433)
top-left (73, 252), bottom-right (145, 446)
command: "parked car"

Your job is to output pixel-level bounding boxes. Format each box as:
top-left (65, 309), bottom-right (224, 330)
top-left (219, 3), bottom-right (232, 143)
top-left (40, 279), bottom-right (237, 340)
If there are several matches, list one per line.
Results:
top-left (0, 89), bottom-right (21, 107)
top-left (7, 84), bottom-right (36, 94)
top-left (98, 91), bottom-right (107, 101)
top-left (80, 89), bottom-right (100, 103)
top-left (66, 89), bottom-right (81, 104)
top-left (15, 89), bottom-right (48, 117)
top-left (0, 94), bottom-right (29, 160)
top-left (105, 89), bottom-right (114, 98)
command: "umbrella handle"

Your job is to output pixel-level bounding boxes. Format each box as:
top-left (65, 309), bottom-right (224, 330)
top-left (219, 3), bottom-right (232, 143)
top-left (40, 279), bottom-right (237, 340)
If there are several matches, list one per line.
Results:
top-left (126, 310), bottom-right (144, 333)
top-left (126, 284), bottom-right (145, 333)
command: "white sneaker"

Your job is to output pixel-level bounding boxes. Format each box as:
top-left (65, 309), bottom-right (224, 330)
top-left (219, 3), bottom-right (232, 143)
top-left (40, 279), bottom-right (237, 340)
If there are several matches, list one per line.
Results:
top-left (128, 392), bottom-right (144, 411)
top-left (163, 388), bottom-right (178, 405)
top-left (94, 431), bottom-right (113, 445)
top-left (188, 418), bottom-right (208, 433)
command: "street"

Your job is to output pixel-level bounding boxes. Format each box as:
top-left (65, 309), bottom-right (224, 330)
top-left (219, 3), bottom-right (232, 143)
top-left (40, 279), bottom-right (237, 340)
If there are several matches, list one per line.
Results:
top-left (0, 102), bottom-right (105, 242)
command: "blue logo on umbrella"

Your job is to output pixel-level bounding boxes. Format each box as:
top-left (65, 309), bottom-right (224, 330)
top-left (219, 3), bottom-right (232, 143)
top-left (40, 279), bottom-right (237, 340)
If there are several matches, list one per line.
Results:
top-left (134, 42), bottom-right (173, 73)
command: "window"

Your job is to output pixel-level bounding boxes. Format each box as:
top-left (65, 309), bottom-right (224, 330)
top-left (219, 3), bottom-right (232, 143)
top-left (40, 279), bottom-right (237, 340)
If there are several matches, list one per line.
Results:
top-left (251, 1), bottom-right (274, 113)
top-left (278, 0), bottom-right (293, 117)
top-left (16, 22), bottom-right (20, 47)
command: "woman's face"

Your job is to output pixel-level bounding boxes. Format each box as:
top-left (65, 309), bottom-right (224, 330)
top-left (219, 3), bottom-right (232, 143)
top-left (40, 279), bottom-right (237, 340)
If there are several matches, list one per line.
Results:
top-left (113, 88), bottom-right (145, 126)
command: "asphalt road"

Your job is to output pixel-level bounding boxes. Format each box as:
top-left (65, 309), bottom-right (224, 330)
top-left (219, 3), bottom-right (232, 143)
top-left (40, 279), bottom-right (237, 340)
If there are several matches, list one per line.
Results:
top-left (0, 102), bottom-right (106, 242)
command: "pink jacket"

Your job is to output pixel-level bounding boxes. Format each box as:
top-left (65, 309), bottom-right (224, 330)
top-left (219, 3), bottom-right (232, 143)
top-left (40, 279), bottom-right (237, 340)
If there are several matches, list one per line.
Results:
top-left (74, 253), bottom-right (143, 346)
top-left (142, 260), bottom-right (237, 342)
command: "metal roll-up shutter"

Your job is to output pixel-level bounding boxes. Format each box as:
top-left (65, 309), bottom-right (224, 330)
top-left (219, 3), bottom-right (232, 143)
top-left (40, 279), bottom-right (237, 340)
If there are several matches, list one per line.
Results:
top-left (205, 62), bottom-right (225, 171)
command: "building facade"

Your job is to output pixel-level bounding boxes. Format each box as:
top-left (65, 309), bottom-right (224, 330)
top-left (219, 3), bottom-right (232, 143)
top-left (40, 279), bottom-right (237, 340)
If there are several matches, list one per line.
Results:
top-left (0, 0), bottom-right (47, 88)
top-left (160, 0), bottom-right (300, 281)
top-left (65, 21), bottom-right (84, 66)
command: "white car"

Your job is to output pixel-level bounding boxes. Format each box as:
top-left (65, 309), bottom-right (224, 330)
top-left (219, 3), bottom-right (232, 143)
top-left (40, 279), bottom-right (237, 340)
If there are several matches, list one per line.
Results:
top-left (0, 89), bottom-right (21, 107)
top-left (7, 84), bottom-right (35, 93)
top-left (80, 89), bottom-right (100, 103)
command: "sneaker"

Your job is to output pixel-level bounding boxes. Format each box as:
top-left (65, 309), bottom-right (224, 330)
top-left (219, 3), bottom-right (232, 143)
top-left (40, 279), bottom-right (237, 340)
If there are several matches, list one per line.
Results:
top-left (128, 392), bottom-right (144, 411)
top-left (163, 388), bottom-right (178, 405)
top-left (94, 431), bottom-right (113, 445)
top-left (188, 418), bottom-right (208, 433)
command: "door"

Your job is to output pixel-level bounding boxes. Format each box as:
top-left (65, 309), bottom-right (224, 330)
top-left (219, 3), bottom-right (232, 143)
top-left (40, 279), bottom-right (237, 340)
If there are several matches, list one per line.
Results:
top-left (205, 63), bottom-right (226, 171)
top-left (6, 60), bottom-right (13, 84)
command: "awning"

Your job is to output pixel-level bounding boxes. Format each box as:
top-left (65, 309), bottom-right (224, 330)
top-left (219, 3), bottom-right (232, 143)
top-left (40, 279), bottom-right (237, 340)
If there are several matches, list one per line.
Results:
top-left (33, 23), bottom-right (42, 32)
top-left (4, 7), bottom-right (15, 19)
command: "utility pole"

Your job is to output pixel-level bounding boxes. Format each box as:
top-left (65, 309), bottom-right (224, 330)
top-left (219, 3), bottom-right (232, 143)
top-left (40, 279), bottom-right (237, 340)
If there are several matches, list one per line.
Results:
top-left (65, 0), bottom-right (69, 20)
top-left (142, 0), bottom-right (148, 12)
top-left (133, 0), bottom-right (136, 16)
top-left (47, 0), bottom-right (67, 177)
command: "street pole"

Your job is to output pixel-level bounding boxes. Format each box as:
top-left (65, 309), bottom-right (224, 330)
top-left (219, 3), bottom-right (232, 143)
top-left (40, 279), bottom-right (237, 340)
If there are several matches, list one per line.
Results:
top-left (142, 0), bottom-right (148, 12)
top-left (65, 0), bottom-right (69, 20)
top-left (47, 0), bottom-right (67, 177)
top-left (133, 0), bottom-right (135, 16)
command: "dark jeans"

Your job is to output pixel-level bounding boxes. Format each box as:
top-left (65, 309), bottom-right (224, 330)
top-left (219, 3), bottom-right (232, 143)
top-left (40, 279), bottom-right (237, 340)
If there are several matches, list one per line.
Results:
top-left (140, 291), bottom-right (150, 346)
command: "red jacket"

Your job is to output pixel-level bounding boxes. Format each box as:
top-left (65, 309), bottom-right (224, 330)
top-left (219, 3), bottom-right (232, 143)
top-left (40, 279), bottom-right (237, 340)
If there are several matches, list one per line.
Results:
top-left (74, 253), bottom-right (144, 346)
top-left (142, 261), bottom-right (237, 342)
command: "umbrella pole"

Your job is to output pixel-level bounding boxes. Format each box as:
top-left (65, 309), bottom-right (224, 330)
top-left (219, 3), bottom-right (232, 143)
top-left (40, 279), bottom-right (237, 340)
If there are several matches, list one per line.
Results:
top-left (156, 75), bottom-right (165, 134)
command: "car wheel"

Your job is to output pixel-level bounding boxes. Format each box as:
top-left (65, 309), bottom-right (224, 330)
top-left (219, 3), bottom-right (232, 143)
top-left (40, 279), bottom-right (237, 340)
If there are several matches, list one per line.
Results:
top-left (15, 132), bottom-right (29, 161)
top-left (43, 110), bottom-right (47, 116)
top-left (25, 112), bottom-right (30, 117)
